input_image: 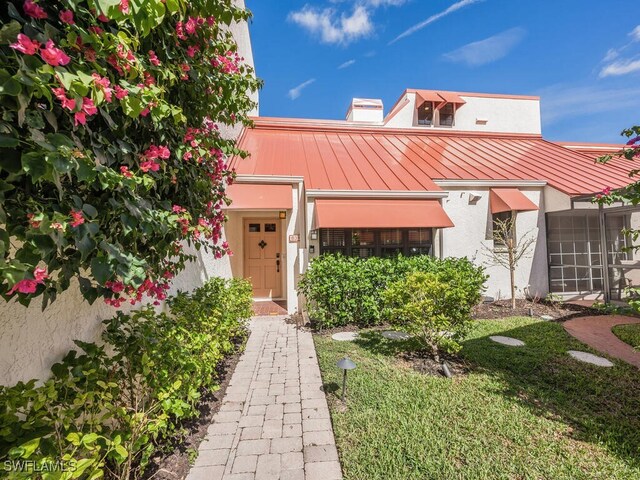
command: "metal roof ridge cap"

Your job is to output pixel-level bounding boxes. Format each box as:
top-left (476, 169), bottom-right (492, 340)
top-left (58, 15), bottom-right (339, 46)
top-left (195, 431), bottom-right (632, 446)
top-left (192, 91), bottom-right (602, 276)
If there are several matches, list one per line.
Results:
top-left (307, 189), bottom-right (448, 198)
top-left (247, 120), bottom-right (544, 139)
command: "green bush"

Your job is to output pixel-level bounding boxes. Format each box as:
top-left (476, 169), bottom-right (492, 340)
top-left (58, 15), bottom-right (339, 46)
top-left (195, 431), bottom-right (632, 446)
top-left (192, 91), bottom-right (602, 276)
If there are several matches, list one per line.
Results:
top-left (297, 254), bottom-right (486, 329)
top-left (383, 271), bottom-right (482, 362)
top-left (0, 277), bottom-right (252, 480)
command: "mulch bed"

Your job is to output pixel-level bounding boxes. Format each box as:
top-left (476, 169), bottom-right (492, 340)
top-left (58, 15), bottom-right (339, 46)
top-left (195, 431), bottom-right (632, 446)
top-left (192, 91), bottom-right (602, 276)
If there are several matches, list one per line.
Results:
top-left (472, 298), bottom-right (604, 321)
top-left (142, 339), bottom-right (244, 480)
top-left (398, 351), bottom-right (471, 377)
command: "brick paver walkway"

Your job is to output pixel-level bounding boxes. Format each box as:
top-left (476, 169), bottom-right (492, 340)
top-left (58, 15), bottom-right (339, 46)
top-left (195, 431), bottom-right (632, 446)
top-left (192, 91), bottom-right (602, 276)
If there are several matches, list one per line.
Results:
top-left (186, 316), bottom-right (342, 480)
top-left (564, 315), bottom-right (640, 368)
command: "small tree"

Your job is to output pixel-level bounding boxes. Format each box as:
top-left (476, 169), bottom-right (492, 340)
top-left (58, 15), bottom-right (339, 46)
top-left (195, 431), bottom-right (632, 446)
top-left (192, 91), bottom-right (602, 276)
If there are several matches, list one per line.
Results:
top-left (382, 271), bottom-right (481, 364)
top-left (484, 216), bottom-right (535, 309)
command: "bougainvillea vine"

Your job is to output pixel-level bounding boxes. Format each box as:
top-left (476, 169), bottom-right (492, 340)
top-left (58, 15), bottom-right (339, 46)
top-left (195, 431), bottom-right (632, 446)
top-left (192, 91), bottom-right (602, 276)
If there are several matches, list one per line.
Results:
top-left (0, 0), bottom-right (261, 308)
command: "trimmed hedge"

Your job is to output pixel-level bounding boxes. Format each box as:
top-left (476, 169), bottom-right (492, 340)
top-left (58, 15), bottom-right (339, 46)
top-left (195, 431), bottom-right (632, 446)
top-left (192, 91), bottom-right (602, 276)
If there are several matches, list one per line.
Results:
top-left (0, 277), bottom-right (252, 480)
top-left (297, 254), bottom-right (487, 329)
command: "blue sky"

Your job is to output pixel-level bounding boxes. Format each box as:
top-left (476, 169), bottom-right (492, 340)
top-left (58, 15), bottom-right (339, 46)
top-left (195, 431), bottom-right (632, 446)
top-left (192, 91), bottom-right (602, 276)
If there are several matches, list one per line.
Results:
top-left (246, 0), bottom-right (639, 143)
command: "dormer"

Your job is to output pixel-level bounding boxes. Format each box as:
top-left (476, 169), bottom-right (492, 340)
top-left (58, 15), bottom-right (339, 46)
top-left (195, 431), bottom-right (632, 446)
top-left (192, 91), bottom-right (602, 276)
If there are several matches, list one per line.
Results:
top-left (384, 89), bottom-right (542, 134)
top-left (414, 90), bottom-right (466, 128)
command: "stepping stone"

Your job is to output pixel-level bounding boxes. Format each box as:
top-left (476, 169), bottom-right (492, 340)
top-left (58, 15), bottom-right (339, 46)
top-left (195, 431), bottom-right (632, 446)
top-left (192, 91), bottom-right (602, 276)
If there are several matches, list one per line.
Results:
top-left (382, 331), bottom-right (411, 340)
top-left (540, 315), bottom-right (554, 321)
top-left (567, 350), bottom-right (614, 367)
top-left (489, 335), bottom-right (525, 347)
top-left (331, 332), bottom-right (359, 341)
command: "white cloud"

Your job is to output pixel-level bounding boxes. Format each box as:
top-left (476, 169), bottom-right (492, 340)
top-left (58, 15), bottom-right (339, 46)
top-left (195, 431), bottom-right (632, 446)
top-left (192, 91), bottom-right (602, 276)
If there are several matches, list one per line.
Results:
top-left (288, 5), bottom-right (373, 45)
top-left (630, 25), bottom-right (640, 41)
top-left (338, 59), bottom-right (356, 69)
top-left (443, 27), bottom-right (525, 66)
top-left (365, 0), bottom-right (408, 6)
top-left (603, 48), bottom-right (619, 62)
top-left (389, 0), bottom-right (483, 45)
top-left (600, 58), bottom-right (640, 77)
top-left (538, 84), bottom-right (640, 125)
top-left (288, 78), bottom-right (316, 100)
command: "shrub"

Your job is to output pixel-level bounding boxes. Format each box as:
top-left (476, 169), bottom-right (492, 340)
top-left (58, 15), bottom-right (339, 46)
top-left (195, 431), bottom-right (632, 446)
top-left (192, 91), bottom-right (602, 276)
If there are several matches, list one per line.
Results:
top-left (297, 254), bottom-right (486, 329)
top-left (382, 271), bottom-right (482, 362)
top-left (0, 277), bottom-right (252, 479)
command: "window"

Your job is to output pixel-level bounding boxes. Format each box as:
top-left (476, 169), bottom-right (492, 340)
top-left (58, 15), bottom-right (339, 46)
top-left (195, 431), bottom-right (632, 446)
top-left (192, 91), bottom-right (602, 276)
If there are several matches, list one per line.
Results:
top-left (248, 223), bottom-right (261, 232)
top-left (319, 228), bottom-right (433, 258)
top-left (492, 211), bottom-right (514, 248)
top-left (438, 103), bottom-right (455, 127)
top-left (265, 223), bottom-right (277, 232)
top-left (417, 101), bottom-right (434, 126)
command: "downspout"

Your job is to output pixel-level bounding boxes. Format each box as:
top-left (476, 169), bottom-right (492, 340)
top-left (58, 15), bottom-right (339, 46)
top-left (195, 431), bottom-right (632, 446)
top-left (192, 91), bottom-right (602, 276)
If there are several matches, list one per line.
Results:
top-left (598, 203), bottom-right (611, 303)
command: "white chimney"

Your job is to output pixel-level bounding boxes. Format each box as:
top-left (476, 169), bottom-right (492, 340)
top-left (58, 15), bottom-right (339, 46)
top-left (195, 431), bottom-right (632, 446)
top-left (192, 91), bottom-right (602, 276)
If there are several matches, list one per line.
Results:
top-left (346, 98), bottom-right (384, 124)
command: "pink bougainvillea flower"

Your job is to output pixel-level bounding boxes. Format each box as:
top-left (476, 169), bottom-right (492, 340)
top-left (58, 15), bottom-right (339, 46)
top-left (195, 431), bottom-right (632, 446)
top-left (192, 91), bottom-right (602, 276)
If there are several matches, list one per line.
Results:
top-left (74, 111), bottom-right (86, 126)
top-left (92, 73), bottom-right (113, 102)
top-left (182, 151), bottom-right (193, 161)
top-left (144, 145), bottom-right (171, 160)
top-left (50, 222), bottom-right (64, 231)
top-left (172, 205), bottom-right (186, 213)
top-left (10, 34), bottom-right (40, 55)
top-left (23, 0), bottom-right (47, 19)
top-left (81, 97), bottom-right (98, 115)
top-left (148, 50), bottom-right (161, 66)
top-left (59, 9), bottom-right (74, 24)
top-left (120, 165), bottom-right (133, 177)
top-left (97, 13), bottom-right (109, 22)
top-left (627, 136), bottom-right (640, 146)
top-left (52, 87), bottom-right (76, 111)
top-left (186, 45), bottom-right (199, 58)
top-left (114, 85), bottom-right (128, 99)
top-left (70, 210), bottom-right (85, 227)
top-left (207, 16), bottom-right (216, 26)
top-left (175, 21), bottom-right (187, 40)
top-left (8, 267), bottom-right (48, 295)
top-left (88, 26), bottom-right (104, 35)
top-left (140, 107), bottom-right (150, 117)
top-left (84, 47), bottom-right (97, 62)
top-left (119, 0), bottom-right (130, 13)
top-left (185, 17), bottom-right (197, 35)
top-left (140, 159), bottom-right (160, 172)
top-left (40, 40), bottom-right (71, 67)
top-left (601, 186), bottom-right (613, 196)
top-left (143, 72), bottom-right (155, 86)
top-left (27, 213), bottom-right (41, 228)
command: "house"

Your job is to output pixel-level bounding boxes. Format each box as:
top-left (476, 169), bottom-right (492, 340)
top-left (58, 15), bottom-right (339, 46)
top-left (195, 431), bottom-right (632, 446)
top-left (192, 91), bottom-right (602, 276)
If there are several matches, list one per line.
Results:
top-left (226, 89), bottom-right (638, 313)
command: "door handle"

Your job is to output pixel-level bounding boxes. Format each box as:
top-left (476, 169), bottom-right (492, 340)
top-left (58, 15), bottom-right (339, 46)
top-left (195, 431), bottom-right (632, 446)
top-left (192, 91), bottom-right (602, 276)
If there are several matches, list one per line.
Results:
top-left (276, 259), bottom-right (280, 272)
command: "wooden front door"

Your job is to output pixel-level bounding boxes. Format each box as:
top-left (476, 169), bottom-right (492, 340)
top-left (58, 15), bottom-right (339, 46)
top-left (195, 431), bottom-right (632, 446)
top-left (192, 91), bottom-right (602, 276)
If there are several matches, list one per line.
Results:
top-left (243, 219), bottom-right (282, 298)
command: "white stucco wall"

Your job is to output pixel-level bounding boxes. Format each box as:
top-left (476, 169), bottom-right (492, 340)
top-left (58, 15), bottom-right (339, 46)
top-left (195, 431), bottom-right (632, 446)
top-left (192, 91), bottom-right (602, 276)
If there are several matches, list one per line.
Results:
top-left (0, 6), bottom-right (257, 387)
top-left (384, 92), bottom-right (541, 135)
top-left (440, 187), bottom-right (549, 300)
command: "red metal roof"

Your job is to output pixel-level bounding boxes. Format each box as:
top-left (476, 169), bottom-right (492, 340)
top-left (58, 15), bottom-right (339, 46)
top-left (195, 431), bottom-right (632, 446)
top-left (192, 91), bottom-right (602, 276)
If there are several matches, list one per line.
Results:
top-left (490, 188), bottom-right (539, 214)
top-left (233, 119), bottom-right (633, 196)
top-left (314, 199), bottom-right (454, 228)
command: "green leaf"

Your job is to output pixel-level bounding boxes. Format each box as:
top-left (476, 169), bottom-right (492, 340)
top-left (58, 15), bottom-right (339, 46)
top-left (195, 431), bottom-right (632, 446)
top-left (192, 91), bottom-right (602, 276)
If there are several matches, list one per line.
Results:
top-left (165, 0), bottom-right (179, 13)
top-left (21, 152), bottom-right (48, 181)
top-left (0, 134), bottom-right (19, 148)
top-left (0, 76), bottom-right (21, 96)
top-left (0, 21), bottom-right (21, 45)
top-left (19, 437), bottom-right (39, 458)
top-left (83, 204), bottom-right (98, 219)
top-left (90, 257), bottom-right (112, 284)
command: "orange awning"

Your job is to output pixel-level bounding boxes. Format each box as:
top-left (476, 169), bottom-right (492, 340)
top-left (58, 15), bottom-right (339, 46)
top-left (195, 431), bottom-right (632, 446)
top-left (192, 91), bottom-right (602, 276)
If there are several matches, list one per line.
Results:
top-left (437, 91), bottom-right (466, 106)
top-left (415, 90), bottom-right (444, 106)
top-left (490, 188), bottom-right (538, 214)
top-left (225, 183), bottom-right (292, 210)
top-left (314, 199), bottom-right (454, 229)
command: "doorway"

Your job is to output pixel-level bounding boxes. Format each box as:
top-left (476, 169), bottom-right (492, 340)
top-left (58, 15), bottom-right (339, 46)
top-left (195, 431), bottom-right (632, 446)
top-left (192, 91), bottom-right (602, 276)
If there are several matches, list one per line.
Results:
top-left (243, 218), bottom-right (282, 298)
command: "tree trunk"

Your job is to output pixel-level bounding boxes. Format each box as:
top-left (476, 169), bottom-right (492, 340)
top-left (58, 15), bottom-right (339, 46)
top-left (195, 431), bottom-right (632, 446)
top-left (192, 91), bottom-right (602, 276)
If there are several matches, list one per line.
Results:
top-left (509, 240), bottom-right (516, 309)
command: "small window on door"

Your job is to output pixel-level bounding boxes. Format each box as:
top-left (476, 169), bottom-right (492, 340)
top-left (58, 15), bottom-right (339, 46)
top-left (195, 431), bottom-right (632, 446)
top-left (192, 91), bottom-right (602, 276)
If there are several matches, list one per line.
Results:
top-left (265, 223), bottom-right (277, 232)
top-left (249, 223), bottom-right (261, 232)
top-left (417, 101), bottom-right (434, 126)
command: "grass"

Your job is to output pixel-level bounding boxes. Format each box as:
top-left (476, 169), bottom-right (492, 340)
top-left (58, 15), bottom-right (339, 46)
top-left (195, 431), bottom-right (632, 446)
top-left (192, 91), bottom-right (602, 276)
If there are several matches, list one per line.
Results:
top-left (612, 323), bottom-right (640, 351)
top-left (314, 317), bottom-right (640, 480)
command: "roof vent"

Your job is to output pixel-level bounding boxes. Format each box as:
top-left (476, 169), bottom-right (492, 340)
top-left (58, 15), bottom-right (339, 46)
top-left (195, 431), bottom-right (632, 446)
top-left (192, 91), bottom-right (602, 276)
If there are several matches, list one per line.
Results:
top-left (346, 98), bottom-right (384, 123)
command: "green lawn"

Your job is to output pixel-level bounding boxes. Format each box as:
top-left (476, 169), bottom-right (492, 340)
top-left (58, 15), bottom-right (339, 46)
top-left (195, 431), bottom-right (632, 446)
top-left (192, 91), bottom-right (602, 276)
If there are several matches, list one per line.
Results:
top-left (612, 323), bottom-right (640, 351)
top-left (314, 318), bottom-right (640, 480)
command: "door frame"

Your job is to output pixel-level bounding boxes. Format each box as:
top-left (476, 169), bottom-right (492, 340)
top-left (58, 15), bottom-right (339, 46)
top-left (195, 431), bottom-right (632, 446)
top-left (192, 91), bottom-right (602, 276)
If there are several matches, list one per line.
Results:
top-left (242, 217), bottom-right (285, 299)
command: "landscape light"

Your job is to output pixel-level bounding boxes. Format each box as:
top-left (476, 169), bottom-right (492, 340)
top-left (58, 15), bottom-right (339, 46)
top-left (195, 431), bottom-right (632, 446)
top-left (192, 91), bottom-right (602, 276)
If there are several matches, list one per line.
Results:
top-left (336, 357), bottom-right (357, 402)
